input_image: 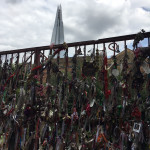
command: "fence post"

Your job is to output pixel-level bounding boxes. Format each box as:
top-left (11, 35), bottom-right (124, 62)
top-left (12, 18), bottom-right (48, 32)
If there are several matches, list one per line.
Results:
top-left (34, 49), bottom-right (40, 75)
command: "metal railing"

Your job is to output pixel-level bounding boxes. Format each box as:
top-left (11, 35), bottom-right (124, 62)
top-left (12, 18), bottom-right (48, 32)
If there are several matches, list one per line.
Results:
top-left (0, 32), bottom-right (150, 83)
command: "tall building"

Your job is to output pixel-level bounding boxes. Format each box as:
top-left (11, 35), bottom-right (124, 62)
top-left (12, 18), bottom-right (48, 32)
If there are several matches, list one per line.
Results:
top-left (51, 5), bottom-right (65, 57)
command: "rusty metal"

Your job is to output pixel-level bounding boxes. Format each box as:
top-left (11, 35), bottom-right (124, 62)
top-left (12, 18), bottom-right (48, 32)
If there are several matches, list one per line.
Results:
top-left (0, 32), bottom-right (150, 55)
top-left (93, 44), bottom-right (95, 58)
top-left (30, 52), bottom-right (33, 68)
top-left (16, 53), bottom-right (19, 65)
top-left (84, 45), bottom-right (86, 61)
top-left (108, 42), bottom-right (120, 53)
top-left (34, 49), bottom-right (40, 66)
top-left (23, 52), bottom-right (26, 80)
top-left (42, 50), bottom-right (45, 62)
top-left (65, 48), bottom-right (68, 78)
top-left (57, 52), bottom-right (60, 66)
top-left (10, 54), bottom-right (13, 65)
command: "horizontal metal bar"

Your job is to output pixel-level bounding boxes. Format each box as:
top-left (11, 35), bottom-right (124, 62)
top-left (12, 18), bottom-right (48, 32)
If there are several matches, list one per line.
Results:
top-left (0, 32), bottom-right (150, 55)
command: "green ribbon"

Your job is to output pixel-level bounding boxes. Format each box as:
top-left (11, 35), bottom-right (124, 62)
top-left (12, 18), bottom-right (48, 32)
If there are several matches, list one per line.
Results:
top-left (117, 105), bottom-right (122, 115)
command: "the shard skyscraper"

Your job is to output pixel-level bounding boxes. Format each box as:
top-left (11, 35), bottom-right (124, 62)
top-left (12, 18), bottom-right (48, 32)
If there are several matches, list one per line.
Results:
top-left (51, 5), bottom-right (65, 57)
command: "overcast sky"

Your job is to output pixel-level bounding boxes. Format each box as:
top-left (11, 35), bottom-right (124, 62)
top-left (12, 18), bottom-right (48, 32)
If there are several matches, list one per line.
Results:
top-left (0, 0), bottom-right (150, 56)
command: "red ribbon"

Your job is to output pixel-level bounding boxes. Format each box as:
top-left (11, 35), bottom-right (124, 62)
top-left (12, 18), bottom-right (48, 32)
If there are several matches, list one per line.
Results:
top-left (66, 57), bottom-right (68, 66)
top-left (6, 108), bottom-right (14, 116)
top-left (86, 103), bottom-right (91, 117)
top-left (131, 107), bottom-right (141, 119)
top-left (7, 73), bottom-right (15, 82)
top-left (134, 48), bottom-right (140, 58)
top-left (81, 73), bottom-right (86, 79)
top-left (54, 49), bottom-right (63, 56)
top-left (84, 91), bottom-right (87, 97)
top-left (4, 73), bottom-right (15, 88)
top-left (31, 65), bottom-right (42, 72)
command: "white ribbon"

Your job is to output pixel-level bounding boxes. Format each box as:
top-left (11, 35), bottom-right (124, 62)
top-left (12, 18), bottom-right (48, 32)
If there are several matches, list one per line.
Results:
top-left (96, 125), bottom-right (100, 142)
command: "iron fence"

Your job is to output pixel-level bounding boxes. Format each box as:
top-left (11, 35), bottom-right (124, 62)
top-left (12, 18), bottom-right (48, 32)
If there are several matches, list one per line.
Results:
top-left (0, 32), bottom-right (150, 83)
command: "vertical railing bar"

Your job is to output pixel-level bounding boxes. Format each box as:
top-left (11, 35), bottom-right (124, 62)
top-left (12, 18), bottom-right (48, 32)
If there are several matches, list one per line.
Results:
top-left (75, 46), bottom-right (77, 79)
top-left (113, 42), bottom-right (115, 57)
top-left (0, 55), bottom-right (1, 73)
top-left (34, 49), bottom-right (40, 67)
top-left (103, 43), bottom-right (106, 54)
top-left (43, 50), bottom-right (45, 83)
top-left (75, 46), bottom-right (77, 55)
top-left (0, 55), bottom-right (2, 84)
top-left (122, 40), bottom-right (128, 107)
top-left (40, 50), bottom-right (44, 83)
top-left (0, 55), bottom-right (1, 66)
top-left (30, 51), bottom-right (33, 70)
top-left (5, 54), bottom-right (7, 62)
top-left (22, 53), bottom-right (23, 64)
top-left (1, 55), bottom-right (4, 85)
top-left (17, 53), bottom-right (19, 65)
top-left (124, 40), bottom-right (127, 55)
top-left (39, 50), bottom-right (41, 83)
top-left (42, 50), bottom-right (45, 62)
top-left (34, 49), bottom-right (37, 65)
top-left (93, 44), bottom-right (95, 58)
top-left (15, 53), bottom-right (19, 89)
top-left (124, 40), bottom-right (127, 69)
top-left (65, 48), bottom-right (68, 79)
top-left (84, 45), bottom-right (86, 62)
top-left (23, 52), bottom-right (26, 80)
top-left (1, 55), bottom-right (3, 68)
top-left (38, 49), bottom-right (40, 74)
top-left (50, 48), bottom-right (52, 56)
top-left (103, 43), bottom-right (106, 104)
top-left (24, 52), bottom-right (26, 62)
top-left (57, 52), bottom-right (60, 66)
top-left (11, 54), bottom-right (13, 65)
top-left (9, 54), bottom-right (13, 91)
top-left (20, 53), bottom-right (24, 80)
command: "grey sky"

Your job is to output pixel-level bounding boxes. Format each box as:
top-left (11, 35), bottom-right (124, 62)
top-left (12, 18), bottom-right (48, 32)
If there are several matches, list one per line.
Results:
top-left (0, 0), bottom-right (150, 57)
